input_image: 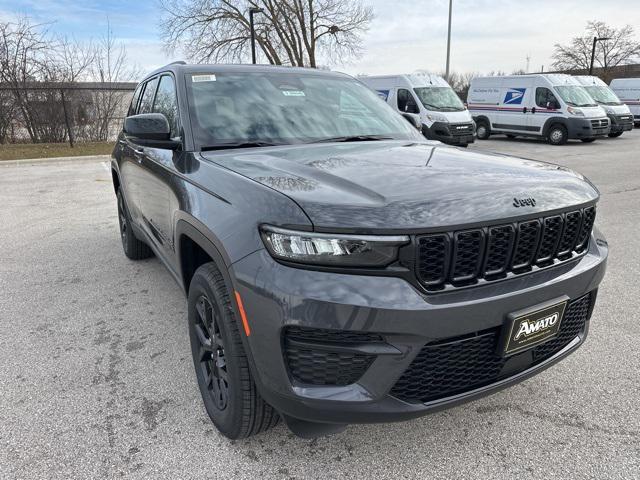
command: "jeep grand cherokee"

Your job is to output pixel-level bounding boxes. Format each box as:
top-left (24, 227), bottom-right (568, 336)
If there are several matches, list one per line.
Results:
top-left (111, 63), bottom-right (608, 439)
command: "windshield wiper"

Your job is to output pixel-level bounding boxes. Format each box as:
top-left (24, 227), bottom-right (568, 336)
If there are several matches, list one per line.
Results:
top-left (421, 102), bottom-right (442, 110)
top-left (201, 141), bottom-right (286, 151)
top-left (308, 135), bottom-right (394, 144)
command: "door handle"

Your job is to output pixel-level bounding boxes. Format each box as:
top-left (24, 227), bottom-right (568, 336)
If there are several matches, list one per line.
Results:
top-left (522, 107), bottom-right (528, 113)
top-left (531, 107), bottom-right (536, 114)
top-left (133, 147), bottom-right (144, 163)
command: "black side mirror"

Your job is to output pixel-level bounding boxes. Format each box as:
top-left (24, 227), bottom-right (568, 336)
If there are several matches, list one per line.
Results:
top-left (402, 112), bottom-right (422, 131)
top-left (546, 101), bottom-right (559, 110)
top-left (124, 113), bottom-right (180, 150)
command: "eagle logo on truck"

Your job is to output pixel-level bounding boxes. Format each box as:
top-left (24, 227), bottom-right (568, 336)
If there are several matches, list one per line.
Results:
top-left (504, 88), bottom-right (526, 105)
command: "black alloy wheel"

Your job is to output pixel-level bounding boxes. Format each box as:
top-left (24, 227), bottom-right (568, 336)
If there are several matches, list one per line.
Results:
top-left (193, 294), bottom-right (229, 410)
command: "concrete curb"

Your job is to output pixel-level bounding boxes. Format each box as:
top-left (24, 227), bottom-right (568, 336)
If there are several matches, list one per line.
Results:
top-left (0, 154), bottom-right (110, 167)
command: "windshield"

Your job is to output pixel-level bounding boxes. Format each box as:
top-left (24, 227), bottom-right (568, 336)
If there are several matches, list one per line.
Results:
top-left (553, 85), bottom-right (598, 107)
top-left (583, 85), bottom-right (622, 106)
top-left (185, 72), bottom-right (421, 148)
top-left (413, 87), bottom-right (465, 111)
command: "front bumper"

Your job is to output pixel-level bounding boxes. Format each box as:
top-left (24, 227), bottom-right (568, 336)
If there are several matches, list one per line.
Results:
top-left (567, 117), bottom-right (611, 139)
top-left (231, 231), bottom-right (607, 425)
top-left (607, 114), bottom-right (634, 133)
top-left (423, 121), bottom-right (476, 145)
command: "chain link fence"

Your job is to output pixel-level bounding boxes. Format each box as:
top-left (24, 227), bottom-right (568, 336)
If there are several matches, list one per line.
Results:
top-left (0, 82), bottom-right (135, 146)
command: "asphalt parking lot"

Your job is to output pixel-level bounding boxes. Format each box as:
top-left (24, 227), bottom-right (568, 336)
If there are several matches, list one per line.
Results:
top-left (1, 132), bottom-right (639, 479)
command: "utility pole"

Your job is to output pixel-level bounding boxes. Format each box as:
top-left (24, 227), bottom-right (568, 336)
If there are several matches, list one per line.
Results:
top-left (445, 0), bottom-right (453, 79)
top-left (589, 36), bottom-right (610, 75)
top-left (249, 7), bottom-right (264, 64)
top-left (526, 54), bottom-right (531, 73)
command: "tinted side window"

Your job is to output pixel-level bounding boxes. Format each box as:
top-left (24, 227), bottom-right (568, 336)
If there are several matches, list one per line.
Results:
top-left (127, 84), bottom-right (143, 116)
top-left (153, 75), bottom-right (179, 138)
top-left (138, 77), bottom-right (159, 114)
top-left (536, 87), bottom-right (558, 108)
top-left (397, 88), bottom-right (419, 114)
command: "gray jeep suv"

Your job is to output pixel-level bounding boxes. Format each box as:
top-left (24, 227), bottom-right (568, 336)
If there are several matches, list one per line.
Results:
top-left (111, 63), bottom-right (608, 439)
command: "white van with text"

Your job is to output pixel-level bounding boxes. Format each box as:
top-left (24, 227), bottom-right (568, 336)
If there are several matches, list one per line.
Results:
top-left (468, 74), bottom-right (610, 145)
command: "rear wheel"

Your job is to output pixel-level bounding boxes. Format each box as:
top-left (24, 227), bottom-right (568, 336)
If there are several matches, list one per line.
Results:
top-left (117, 190), bottom-right (153, 260)
top-left (608, 131), bottom-right (623, 138)
top-left (547, 125), bottom-right (568, 145)
top-left (476, 120), bottom-right (491, 140)
top-left (188, 263), bottom-right (279, 439)
top-left (581, 138), bottom-right (597, 143)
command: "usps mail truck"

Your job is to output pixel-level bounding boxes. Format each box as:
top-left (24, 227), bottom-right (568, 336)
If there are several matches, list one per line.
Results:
top-left (359, 74), bottom-right (475, 146)
top-left (574, 75), bottom-right (634, 137)
top-left (467, 74), bottom-right (610, 145)
top-left (609, 78), bottom-right (640, 127)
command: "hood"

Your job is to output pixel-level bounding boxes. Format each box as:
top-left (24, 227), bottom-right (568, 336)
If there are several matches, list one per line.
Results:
top-left (423, 109), bottom-right (473, 123)
top-left (602, 104), bottom-right (632, 115)
top-left (579, 105), bottom-right (607, 118)
top-left (201, 141), bottom-right (598, 232)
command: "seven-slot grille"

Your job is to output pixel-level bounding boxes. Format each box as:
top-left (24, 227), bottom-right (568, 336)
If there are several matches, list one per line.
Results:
top-left (416, 206), bottom-right (595, 290)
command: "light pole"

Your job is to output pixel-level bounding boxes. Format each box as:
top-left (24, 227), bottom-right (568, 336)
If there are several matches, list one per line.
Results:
top-left (445, 0), bottom-right (453, 79)
top-left (589, 36), bottom-right (610, 75)
top-left (249, 7), bottom-right (264, 64)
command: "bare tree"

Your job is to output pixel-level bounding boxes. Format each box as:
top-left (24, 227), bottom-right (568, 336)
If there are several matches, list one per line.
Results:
top-left (552, 21), bottom-right (640, 80)
top-left (160, 0), bottom-right (374, 67)
top-left (440, 70), bottom-right (478, 99)
top-left (0, 18), bottom-right (51, 141)
top-left (88, 25), bottom-right (140, 141)
top-left (0, 16), bottom-right (135, 144)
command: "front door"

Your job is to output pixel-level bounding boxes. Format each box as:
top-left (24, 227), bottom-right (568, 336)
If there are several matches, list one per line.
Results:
top-left (136, 74), bottom-right (182, 259)
top-left (529, 87), bottom-right (560, 136)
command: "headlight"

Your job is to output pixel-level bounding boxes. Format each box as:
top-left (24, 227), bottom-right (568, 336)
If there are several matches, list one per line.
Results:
top-left (567, 106), bottom-right (584, 117)
top-left (427, 113), bottom-right (448, 123)
top-left (260, 226), bottom-right (409, 267)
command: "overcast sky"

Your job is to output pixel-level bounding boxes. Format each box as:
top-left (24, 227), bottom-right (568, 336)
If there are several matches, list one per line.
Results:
top-left (2, 0), bottom-right (640, 77)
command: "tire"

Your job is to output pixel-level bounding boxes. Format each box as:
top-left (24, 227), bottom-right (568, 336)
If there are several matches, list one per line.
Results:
top-left (581, 138), bottom-right (597, 143)
top-left (608, 131), bottom-right (623, 138)
top-left (117, 189), bottom-right (153, 260)
top-left (547, 124), bottom-right (568, 145)
top-left (188, 263), bottom-right (280, 439)
top-left (476, 120), bottom-right (491, 140)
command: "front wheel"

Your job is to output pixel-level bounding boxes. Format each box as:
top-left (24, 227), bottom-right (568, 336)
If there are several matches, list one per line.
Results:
top-left (581, 138), bottom-right (597, 143)
top-left (476, 120), bottom-right (491, 140)
top-left (188, 263), bottom-right (279, 439)
top-left (608, 131), bottom-right (623, 138)
top-left (547, 125), bottom-right (568, 145)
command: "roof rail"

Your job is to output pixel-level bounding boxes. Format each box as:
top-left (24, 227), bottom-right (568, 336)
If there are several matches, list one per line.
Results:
top-left (168, 60), bottom-right (186, 66)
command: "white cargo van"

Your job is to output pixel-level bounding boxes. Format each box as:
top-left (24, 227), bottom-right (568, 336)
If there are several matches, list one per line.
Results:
top-left (467, 74), bottom-right (610, 145)
top-left (574, 75), bottom-right (634, 137)
top-left (359, 74), bottom-right (475, 146)
top-left (609, 78), bottom-right (640, 127)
